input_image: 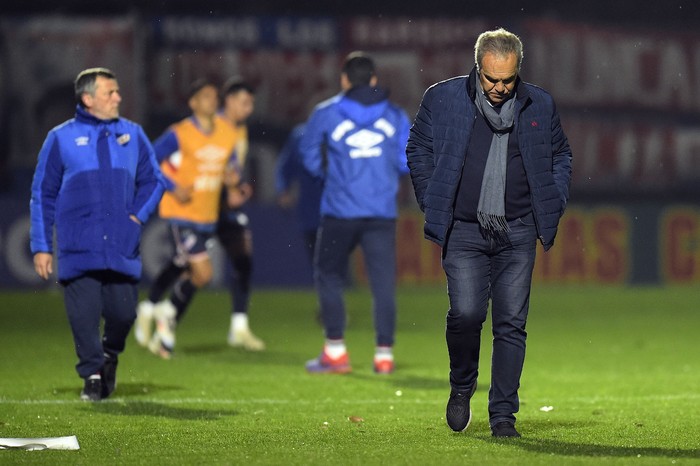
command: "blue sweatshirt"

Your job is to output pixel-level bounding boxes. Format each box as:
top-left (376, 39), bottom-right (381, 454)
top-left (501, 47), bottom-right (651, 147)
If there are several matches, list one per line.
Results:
top-left (275, 123), bottom-right (324, 232)
top-left (30, 105), bottom-right (165, 281)
top-left (299, 86), bottom-right (410, 220)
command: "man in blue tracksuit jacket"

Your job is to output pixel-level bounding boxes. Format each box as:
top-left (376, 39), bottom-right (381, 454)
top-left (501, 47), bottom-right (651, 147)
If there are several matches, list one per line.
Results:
top-left (30, 68), bottom-right (165, 401)
top-left (275, 123), bottom-right (323, 262)
top-left (406, 29), bottom-right (572, 437)
top-left (300, 52), bottom-right (410, 375)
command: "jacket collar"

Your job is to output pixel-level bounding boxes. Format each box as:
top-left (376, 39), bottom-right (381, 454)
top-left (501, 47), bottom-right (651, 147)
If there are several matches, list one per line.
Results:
top-left (74, 104), bottom-right (119, 125)
top-left (344, 85), bottom-right (389, 105)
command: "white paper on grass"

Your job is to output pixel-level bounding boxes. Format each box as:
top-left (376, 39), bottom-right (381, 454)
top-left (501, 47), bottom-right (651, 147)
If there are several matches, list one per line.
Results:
top-left (0, 435), bottom-right (80, 450)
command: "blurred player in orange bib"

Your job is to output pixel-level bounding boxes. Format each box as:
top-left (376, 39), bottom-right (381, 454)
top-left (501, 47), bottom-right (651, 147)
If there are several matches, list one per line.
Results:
top-left (135, 79), bottom-right (241, 359)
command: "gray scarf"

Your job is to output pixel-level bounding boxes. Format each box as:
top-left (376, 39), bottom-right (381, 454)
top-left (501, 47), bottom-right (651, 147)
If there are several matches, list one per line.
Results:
top-left (473, 78), bottom-right (516, 232)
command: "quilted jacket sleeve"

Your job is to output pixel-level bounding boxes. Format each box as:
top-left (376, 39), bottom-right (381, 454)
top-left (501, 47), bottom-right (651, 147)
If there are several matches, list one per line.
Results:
top-left (550, 102), bottom-right (572, 214)
top-left (406, 87), bottom-right (435, 212)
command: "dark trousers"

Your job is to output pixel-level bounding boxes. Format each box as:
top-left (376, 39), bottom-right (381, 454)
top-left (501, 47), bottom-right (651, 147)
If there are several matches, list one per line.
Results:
top-left (314, 217), bottom-right (396, 346)
top-left (217, 220), bottom-right (253, 315)
top-left (63, 271), bottom-right (137, 378)
top-left (441, 213), bottom-right (537, 427)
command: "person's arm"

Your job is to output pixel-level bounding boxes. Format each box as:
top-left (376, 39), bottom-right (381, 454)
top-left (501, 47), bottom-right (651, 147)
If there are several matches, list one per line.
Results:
top-left (29, 131), bottom-right (63, 280)
top-left (152, 128), bottom-right (192, 203)
top-left (275, 125), bottom-right (305, 207)
top-left (396, 111), bottom-right (411, 176)
top-left (298, 110), bottom-right (327, 180)
top-left (131, 126), bottom-right (166, 224)
top-left (549, 100), bottom-right (573, 215)
top-left (405, 87), bottom-right (436, 212)
top-left (275, 125), bottom-right (304, 193)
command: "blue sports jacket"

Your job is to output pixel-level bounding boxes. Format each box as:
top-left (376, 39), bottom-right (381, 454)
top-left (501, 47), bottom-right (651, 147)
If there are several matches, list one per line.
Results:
top-left (406, 71), bottom-right (572, 251)
top-left (300, 86), bottom-right (410, 220)
top-left (30, 105), bottom-right (165, 281)
top-left (275, 123), bottom-right (324, 232)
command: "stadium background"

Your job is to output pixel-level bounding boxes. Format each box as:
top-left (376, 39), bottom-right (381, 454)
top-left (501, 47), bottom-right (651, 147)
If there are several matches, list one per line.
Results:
top-left (1, 1), bottom-right (700, 289)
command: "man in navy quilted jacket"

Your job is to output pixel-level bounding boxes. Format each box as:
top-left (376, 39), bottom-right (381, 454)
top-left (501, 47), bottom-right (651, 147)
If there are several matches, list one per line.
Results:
top-left (300, 52), bottom-right (410, 375)
top-left (406, 28), bottom-right (572, 437)
top-left (30, 68), bottom-right (165, 401)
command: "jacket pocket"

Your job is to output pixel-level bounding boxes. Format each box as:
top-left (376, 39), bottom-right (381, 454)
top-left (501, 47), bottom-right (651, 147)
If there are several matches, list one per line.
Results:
top-left (117, 215), bottom-right (142, 259)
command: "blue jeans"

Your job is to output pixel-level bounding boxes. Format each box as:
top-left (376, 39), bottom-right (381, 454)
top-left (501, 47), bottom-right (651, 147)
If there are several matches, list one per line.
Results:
top-left (63, 271), bottom-right (137, 378)
top-left (442, 213), bottom-right (537, 427)
top-left (314, 217), bottom-right (396, 346)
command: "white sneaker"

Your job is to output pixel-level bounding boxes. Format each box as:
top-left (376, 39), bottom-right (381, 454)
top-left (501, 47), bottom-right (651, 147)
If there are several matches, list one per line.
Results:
top-left (149, 300), bottom-right (177, 359)
top-left (134, 300), bottom-right (154, 347)
top-left (228, 328), bottom-right (266, 351)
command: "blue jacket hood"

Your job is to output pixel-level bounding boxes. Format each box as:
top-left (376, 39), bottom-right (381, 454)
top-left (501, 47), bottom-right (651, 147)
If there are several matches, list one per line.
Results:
top-left (337, 85), bottom-right (390, 126)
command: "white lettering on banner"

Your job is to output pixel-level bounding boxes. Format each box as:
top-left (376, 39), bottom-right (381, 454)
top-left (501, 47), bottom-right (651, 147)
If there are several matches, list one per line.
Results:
top-left (525, 20), bottom-right (700, 111)
top-left (349, 18), bottom-right (486, 48)
top-left (276, 19), bottom-right (336, 49)
top-left (566, 117), bottom-right (700, 188)
top-left (150, 49), bottom-right (339, 123)
top-left (160, 18), bottom-right (260, 47)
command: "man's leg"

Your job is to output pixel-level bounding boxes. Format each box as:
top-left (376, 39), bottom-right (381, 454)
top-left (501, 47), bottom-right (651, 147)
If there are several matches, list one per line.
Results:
top-left (135, 224), bottom-right (188, 347)
top-left (441, 220), bottom-right (492, 431)
top-left (488, 214), bottom-right (537, 432)
top-left (63, 273), bottom-right (104, 400)
top-left (359, 219), bottom-right (397, 373)
top-left (147, 260), bottom-right (186, 304)
top-left (306, 217), bottom-right (356, 373)
top-left (315, 217), bottom-right (356, 340)
top-left (219, 222), bottom-right (264, 350)
top-left (149, 227), bottom-right (211, 359)
top-left (101, 272), bottom-right (138, 398)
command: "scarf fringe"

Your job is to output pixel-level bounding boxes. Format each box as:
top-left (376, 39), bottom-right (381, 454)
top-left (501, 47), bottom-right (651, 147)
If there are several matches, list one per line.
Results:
top-left (477, 212), bottom-right (511, 233)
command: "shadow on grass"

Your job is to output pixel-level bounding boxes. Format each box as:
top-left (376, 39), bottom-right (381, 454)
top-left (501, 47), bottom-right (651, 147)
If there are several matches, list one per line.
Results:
top-left (497, 437), bottom-right (699, 460)
top-left (84, 400), bottom-right (238, 420)
top-left (52, 382), bottom-right (182, 398)
top-left (113, 382), bottom-right (184, 397)
top-left (348, 370), bottom-right (489, 393)
top-left (464, 422), bottom-right (700, 460)
top-left (179, 343), bottom-right (229, 355)
top-left (180, 344), bottom-right (304, 365)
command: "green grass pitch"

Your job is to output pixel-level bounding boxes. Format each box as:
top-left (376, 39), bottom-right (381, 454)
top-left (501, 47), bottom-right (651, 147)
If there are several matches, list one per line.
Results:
top-left (1, 285), bottom-right (699, 465)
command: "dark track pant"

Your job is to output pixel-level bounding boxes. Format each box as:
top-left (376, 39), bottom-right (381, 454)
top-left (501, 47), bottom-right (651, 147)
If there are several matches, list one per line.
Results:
top-left (314, 217), bottom-right (397, 346)
top-left (217, 221), bottom-right (253, 315)
top-left (63, 271), bottom-right (137, 378)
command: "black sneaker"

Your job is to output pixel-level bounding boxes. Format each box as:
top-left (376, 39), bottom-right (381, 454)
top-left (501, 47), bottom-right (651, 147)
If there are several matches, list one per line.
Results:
top-left (80, 375), bottom-right (102, 401)
top-left (491, 421), bottom-right (521, 438)
top-left (101, 353), bottom-right (118, 398)
top-left (446, 390), bottom-right (472, 432)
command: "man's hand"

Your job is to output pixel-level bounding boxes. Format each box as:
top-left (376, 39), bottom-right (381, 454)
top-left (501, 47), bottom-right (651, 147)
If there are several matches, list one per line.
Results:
top-left (33, 252), bottom-right (53, 280)
top-left (276, 190), bottom-right (295, 209)
top-left (227, 182), bottom-right (253, 209)
top-left (173, 184), bottom-right (194, 204)
top-left (224, 168), bottom-right (242, 189)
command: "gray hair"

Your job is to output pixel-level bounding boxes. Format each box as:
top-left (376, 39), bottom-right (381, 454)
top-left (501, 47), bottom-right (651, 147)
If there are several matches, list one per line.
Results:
top-left (474, 28), bottom-right (523, 72)
top-left (74, 67), bottom-right (116, 107)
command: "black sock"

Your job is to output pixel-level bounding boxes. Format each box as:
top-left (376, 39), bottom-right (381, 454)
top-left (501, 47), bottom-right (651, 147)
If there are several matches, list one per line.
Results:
top-left (171, 278), bottom-right (198, 322)
top-left (148, 261), bottom-right (187, 303)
